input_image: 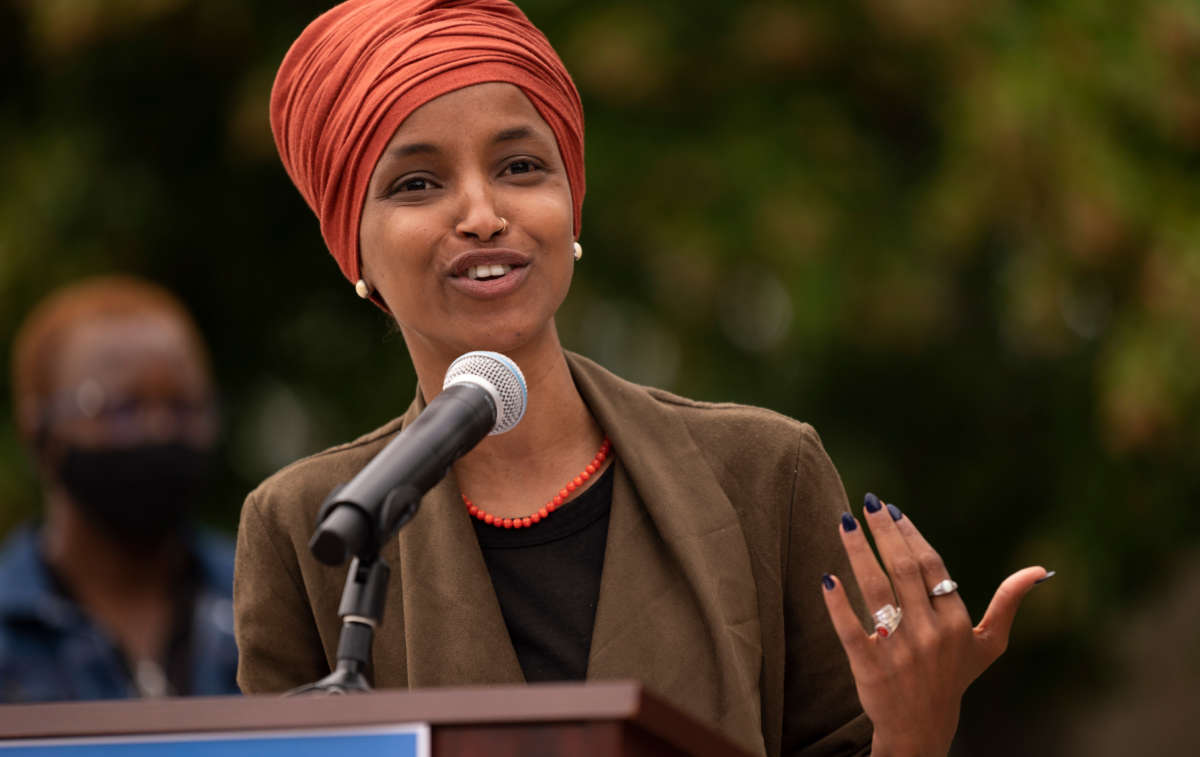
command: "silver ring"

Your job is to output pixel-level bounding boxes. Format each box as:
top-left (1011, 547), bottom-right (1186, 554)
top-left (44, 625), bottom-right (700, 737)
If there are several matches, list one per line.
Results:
top-left (929, 579), bottom-right (958, 598)
top-left (872, 603), bottom-right (902, 639)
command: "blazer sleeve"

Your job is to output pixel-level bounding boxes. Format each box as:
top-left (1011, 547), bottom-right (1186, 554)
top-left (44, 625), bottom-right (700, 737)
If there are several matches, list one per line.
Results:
top-left (233, 487), bottom-right (330, 693)
top-left (783, 424), bottom-right (873, 756)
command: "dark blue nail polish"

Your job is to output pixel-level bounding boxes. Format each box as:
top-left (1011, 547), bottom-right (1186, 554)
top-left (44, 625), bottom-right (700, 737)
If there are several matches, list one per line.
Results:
top-left (840, 512), bottom-right (857, 532)
top-left (864, 492), bottom-right (882, 513)
top-left (887, 503), bottom-right (903, 521)
top-left (821, 573), bottom-right (835, 591)
top-left (1034, 570), bottom-right (1057, 585)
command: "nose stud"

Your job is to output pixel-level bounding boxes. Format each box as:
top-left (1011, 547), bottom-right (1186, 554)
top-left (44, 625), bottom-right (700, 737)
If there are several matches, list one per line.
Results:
top-left (496, 217), bottom-right (508, 235)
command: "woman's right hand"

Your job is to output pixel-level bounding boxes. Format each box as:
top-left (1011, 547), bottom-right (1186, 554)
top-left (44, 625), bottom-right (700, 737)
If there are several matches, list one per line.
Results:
top-left (820, 494), bottom-right (1050, 757)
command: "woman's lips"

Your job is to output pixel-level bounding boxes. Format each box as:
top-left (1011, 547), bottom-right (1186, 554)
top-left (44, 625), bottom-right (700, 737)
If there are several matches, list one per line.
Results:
top-left (447, 261), bottom-right (530, 298)
top-left (446, 249), bottom-right (531, 298)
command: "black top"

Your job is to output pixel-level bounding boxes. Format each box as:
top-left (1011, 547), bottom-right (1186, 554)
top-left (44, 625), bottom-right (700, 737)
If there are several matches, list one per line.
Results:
top-left (472, 465), bottom-right (613, 682)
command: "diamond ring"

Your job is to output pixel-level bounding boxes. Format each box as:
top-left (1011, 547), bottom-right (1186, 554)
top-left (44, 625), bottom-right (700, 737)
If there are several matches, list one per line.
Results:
top-left (929, 579), bottom-right (959, 598)
top-left (873, 603), bottom-right (903, 638)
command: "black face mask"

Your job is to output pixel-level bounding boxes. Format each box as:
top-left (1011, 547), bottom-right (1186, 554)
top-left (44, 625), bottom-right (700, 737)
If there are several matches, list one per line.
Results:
top-left (55, 441), bottom-right (213, 550)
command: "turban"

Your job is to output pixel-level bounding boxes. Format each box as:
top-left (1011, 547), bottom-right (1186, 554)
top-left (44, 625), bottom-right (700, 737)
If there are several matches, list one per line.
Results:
top-left (270, 0), bottom-right (585, 295)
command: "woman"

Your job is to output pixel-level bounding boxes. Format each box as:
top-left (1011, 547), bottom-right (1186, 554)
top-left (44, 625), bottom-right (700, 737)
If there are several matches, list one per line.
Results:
top-left (233, 2), bottom-right (1049, 755)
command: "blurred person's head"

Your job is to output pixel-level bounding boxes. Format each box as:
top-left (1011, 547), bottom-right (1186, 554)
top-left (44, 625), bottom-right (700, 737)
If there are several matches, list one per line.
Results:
top-left (11, 276), bottom-right (218, 553)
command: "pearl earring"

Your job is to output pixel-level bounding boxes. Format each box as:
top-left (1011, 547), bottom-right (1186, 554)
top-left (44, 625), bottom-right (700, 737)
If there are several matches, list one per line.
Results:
top-left (354, 279), bottom-right (372, 299)
top-left (573, 242), bottom-right (583, 261)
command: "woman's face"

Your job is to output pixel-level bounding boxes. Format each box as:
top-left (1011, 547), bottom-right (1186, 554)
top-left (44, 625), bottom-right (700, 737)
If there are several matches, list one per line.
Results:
top-left (359, 82), bottom-right (576, 363)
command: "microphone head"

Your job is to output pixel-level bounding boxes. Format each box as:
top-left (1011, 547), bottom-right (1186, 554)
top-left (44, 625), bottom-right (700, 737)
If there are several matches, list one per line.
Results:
top-left (443, 351), bottom-right (527, 435)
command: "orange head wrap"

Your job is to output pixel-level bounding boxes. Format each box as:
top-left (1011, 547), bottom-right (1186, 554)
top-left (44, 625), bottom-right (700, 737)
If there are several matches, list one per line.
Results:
top-left (270, 0), bottom-right (585, 295)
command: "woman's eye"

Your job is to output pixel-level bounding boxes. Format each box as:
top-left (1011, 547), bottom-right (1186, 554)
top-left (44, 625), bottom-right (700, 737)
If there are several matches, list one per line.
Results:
top-left (505, 160), bottom-right (538, 176)
top-left (389, 176), bottom-right (436, 194)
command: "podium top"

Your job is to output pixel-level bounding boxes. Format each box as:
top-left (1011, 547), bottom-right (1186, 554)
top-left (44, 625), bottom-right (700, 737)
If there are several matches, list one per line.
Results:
top-left (0, 681), bottom-right (753, 757)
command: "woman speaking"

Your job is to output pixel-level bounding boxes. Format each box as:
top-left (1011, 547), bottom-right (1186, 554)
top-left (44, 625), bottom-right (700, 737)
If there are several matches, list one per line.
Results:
top-left (233, 2), bottom-right (1049, 755)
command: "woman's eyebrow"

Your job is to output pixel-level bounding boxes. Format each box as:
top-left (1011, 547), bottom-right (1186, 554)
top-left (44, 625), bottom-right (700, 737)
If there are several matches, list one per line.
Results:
top-left (387, 142), bottom-right (439, 159)
top-left (493, 126), bottom-right (537, 144)
top-left (386, 127), bottom-right (537, 159)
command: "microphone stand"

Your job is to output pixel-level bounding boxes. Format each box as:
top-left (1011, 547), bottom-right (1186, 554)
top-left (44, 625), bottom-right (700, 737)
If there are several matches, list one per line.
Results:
top-left (287, 489), bottom-right (421, 696)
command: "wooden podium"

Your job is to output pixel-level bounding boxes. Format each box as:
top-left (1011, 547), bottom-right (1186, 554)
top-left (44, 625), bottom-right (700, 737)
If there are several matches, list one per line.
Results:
top-left (0, 681), bottom-right (754, 757)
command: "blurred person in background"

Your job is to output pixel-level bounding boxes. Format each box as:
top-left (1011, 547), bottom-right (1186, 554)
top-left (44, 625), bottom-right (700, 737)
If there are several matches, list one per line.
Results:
top-left (0, 275), bottom-right (239, 702)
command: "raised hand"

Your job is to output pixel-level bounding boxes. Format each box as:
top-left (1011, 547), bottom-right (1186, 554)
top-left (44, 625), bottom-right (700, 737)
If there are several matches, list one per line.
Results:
top-left (820, 493), bottom-right (1051, 757)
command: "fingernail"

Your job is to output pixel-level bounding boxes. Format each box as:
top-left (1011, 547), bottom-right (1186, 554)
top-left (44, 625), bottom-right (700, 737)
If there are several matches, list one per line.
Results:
top-left (1034, 570), bottom-right (1057, 585)
top-left (864, 492), bottom-right (882, 513)
top-left (821, 573), bottom-right (835, 591)
top-left (887, 503), bottom-right (903, 521)
top-left (840, 512), bottom-right (857, 532)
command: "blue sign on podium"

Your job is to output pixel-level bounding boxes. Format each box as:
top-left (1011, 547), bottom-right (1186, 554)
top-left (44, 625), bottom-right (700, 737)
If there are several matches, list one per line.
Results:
top-left (0, 724), bottom-right (429, 757)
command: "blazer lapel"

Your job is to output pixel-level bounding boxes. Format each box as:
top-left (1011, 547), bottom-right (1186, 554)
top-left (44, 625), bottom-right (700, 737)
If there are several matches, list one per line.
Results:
top-left (569, 353), bottom-right (765, 751)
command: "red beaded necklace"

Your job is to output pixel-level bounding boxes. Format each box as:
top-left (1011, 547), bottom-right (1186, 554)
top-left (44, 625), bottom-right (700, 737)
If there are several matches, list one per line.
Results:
top-left (462, 438), bottom-right (612, 529)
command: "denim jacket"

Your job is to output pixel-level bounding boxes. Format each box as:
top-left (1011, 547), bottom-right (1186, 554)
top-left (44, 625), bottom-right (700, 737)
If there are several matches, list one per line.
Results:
top-left (0, 524), bottom-right (240, 702)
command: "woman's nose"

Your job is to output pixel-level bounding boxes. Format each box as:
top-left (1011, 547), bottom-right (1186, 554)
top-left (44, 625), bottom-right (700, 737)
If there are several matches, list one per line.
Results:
top-left (453, 181), bottom-right (506, 241)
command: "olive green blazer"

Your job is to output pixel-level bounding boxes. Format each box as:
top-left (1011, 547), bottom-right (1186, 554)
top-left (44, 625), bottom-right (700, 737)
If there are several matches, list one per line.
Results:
top-left (234, 352), bottom-right (871, 756)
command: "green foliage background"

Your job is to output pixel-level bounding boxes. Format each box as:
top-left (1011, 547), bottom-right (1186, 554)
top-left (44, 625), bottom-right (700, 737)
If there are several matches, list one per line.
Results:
top-left (1, 0), bottom-right (1197, 753)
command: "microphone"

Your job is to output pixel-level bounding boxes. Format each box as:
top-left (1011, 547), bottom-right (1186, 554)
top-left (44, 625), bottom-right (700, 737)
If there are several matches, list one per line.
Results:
top-left (309, 351), bottom-right (526, 565)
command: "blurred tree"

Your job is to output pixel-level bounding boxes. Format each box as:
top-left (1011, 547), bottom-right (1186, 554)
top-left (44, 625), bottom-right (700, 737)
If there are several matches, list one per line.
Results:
top-left (0, 0), bottom-right (1196, 753)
